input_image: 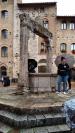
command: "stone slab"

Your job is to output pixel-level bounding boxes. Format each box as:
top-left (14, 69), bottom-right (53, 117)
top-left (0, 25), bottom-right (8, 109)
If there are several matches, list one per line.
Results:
top-left (47, 124), bottom-right (70, 133)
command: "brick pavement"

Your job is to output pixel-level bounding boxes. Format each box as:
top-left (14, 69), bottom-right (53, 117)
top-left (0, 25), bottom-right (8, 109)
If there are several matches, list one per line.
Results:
top-left (0, 82), bottom-right (74, 109)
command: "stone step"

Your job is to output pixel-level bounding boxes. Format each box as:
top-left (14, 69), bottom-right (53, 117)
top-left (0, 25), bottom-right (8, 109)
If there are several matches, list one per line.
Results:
top-left (0, 122), bottom-right (12, 133)
top-left (0, 110), bottom-right (66, 128)
top-left (0, 103), bottom-right (63, 115)
top-left (46, 125), bottom-right (71, 133)
top-left (20, 124), bottom-right (70, 133)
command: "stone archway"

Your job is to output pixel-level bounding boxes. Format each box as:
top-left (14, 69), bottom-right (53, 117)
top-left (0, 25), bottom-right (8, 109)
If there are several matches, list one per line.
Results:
top-left (38, 59), bottom-right (47, 73)
top-left (18, 13), bottom-right (53, 93)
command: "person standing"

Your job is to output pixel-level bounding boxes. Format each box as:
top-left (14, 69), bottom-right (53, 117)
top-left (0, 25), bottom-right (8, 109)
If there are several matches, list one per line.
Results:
top-left (56, 56), bottom-right (70, 94)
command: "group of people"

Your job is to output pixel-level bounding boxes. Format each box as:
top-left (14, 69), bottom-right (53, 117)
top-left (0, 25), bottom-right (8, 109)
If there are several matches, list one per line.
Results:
top-left (56, 56), bottom-right (71, 94)
top-left (1, 76), bottom-right (10, 87)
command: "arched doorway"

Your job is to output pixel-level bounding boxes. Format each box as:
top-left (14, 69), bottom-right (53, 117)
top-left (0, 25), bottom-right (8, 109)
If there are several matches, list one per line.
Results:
top-left (38, 59), bottom-right (47, 73)
top-left (0, 66), bottom-right (7, 78)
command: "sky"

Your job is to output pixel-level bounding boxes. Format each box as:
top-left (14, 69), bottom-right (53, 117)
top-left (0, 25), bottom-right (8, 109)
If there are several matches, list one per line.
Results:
top-left (22, 0), bottom-right (75, 15)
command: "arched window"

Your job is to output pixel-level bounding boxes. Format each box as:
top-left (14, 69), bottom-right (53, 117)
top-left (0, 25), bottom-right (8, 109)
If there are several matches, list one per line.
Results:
top-left (0, 66), bottom-right (7, 77)
top-left (39, 59), bottom-right (47, 64)
top-left (38, 59), bottom-right (47, 73)
top-left (1, 46), bottom-right (8, 57)
top-left (1, 29), bottom-right (8, 39)
top-left (71, 43), bottom-right (75, 54)
top-left (60, 43), bottom-right (67, 53)
top-left (1, 10), bottom-right (8, 18)
top-left (43, 19), bottom-right (49, 29)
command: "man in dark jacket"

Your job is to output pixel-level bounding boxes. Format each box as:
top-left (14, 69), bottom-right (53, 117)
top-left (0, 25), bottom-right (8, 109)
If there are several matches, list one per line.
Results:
top-left (57, 56), bottom-right (69, 94)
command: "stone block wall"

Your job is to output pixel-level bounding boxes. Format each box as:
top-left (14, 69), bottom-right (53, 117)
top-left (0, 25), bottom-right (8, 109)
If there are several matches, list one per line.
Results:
top-left (29, 73), bottom-right (57, 93)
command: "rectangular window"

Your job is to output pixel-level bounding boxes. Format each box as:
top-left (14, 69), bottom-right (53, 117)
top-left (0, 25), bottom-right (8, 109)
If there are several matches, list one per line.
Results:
top-left (71, 43), bottom-right (75, 50)
top-left (61, 22), bottom-right (67, 30)
top-left (71, 43), bottom-right (75, 54)
top-left (40, 42), bottom-right (46, 53)
top-left (70, 22), bottom-right (75, 30)
top-left (43, 20), bottom-right (48, 29)
top-left (60, 43), bottom-right (66, 53)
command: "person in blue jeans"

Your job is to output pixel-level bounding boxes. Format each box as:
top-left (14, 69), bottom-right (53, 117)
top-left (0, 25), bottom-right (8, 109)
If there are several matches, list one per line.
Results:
top-left (56, 56), bottom-right (69, 94)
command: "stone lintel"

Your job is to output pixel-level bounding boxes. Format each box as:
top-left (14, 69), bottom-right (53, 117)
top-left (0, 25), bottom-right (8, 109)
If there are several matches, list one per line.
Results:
top-left (19, 13), bottom-right (52, 39)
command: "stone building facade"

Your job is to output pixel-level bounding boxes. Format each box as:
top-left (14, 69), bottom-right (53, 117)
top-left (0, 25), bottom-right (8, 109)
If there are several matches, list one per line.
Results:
top-left (0, 0), bottom-right (14, 79)
top-left (0, 0), bottom-right (75, 79)
top-left (56, 16), bottom-right (75, 56)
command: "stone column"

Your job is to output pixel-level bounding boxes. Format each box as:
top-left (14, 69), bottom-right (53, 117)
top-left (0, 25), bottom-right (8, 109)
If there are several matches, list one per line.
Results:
top-left (18, 17), bottom-right (29, 93)
top-left (46, 38), bottom-right (52, 73)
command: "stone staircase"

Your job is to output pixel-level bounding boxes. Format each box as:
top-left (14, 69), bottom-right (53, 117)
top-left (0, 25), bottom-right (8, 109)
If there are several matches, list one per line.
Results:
top-left (0, 103), bottom-right (71, 132)
top-left (20, 124), bottom-right (70, 133)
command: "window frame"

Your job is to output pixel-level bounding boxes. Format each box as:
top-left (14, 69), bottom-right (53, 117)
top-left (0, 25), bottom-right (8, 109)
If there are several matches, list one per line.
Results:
top-left (71, 43), bottom-right (75, 54)
top-left (60, 43), bottom-right (67, 53)
top-left (70, 22), bottom-right (75, 30)
top-left (1, 10), bottom-right (8, 19)
top-left (61, 21), bottom-right (67, 30)
top-left (40, 42), bottom-right (46, 54)
top-left (1, 46), bottom-right (8, 57)
top-left (43, 19), bottom-right (49, 29)
top-left (1, 29), bottom-right (8, 39)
